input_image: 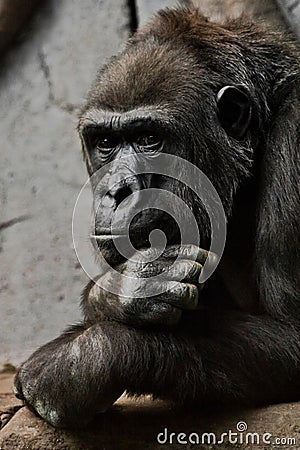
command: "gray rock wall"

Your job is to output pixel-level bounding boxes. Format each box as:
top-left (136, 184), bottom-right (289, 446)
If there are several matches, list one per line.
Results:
top-left (0, 0), bottom-right (129, 365)
top-left (136, 0), bottom-right (185, 26)
top-left (276, 0), bottom-right (300, 38)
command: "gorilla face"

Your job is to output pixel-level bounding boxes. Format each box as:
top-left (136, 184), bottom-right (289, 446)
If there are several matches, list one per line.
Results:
top-left (79, 33), bottom-right (255, 258)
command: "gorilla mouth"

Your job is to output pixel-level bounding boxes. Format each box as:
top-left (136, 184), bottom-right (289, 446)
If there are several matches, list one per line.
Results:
top-left (92, 206), bottom-right (211, 255)
top-left (91, 231), bottom-right (127, 238)
top-left (93, 212), bottom-right (182, 249)
top-left (91, 223), bottom-right (210, 256)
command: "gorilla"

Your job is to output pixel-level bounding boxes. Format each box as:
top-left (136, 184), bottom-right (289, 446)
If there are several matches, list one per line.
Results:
top-left (14, 6), bottom-right (300, 428)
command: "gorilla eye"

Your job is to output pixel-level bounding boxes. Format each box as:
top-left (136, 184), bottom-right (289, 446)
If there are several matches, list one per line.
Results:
top-left (136, 134), bottom-right (163, 151)
top-left (95, 134), bottom-right (121, 151)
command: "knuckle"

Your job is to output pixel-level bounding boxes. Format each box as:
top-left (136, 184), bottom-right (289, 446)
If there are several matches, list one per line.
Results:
top-left (14, 369), bottom-right (33, 402)
top-left (187, 260), bottom-right (202, 277)
top-left (144, 303), bottom-right (182, 326)
top-left (119, 297), bottom-right (181, 326)
top-left (168, 260), bottom-right (202, 281)
top-left (34, 399), bottom-right (67, 428)
top-left (180, 244), bottom-right (197, 258)
top-left (182, 283), bottom-right (199, 308)
top-left (162, 245), bottom-right (179, 258)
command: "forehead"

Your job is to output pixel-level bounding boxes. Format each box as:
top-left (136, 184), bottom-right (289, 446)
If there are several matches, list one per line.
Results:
top-left (84, 40), bottom-right (203, 113)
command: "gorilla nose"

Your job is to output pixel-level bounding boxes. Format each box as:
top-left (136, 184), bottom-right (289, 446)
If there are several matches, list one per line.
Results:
top-left (111, 184), bottom-right (134, 208)
top-left (94, 175), bottom-right (144, 233)
top-left (106, 176), bottom-right (141, 210)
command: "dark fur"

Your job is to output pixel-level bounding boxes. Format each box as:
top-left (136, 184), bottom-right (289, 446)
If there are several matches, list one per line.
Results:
top-left (14, 8), bottom-right (300, 428)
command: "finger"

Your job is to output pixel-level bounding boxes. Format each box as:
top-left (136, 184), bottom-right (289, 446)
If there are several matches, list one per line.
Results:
top-left (121, 299), bottom-right (182, 327)
top-left (123, 260), bottom-right (167, 278)
top-left (162, 244), bottom-right (210, 265)
top-left (163, 259), bottom-right (202, 283)
top-left (89, 271), bottom-right (183, 327)
top-left (151, 281), bottom-right (199, 310)
top-left (124, 258), bottom-right (203, 282)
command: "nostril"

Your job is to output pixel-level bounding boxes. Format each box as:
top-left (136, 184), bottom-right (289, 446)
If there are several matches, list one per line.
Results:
top-left (114, 185), bottom-right (133, 207)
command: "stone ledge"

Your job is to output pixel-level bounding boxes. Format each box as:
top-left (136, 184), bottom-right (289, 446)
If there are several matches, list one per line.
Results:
top-left (1, 375), bottom-right (300, 450)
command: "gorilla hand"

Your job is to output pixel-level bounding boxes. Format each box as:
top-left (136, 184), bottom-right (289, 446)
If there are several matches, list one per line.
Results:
top-left (14, 323), bottom-right (125, 428)
top-left (83, 244), bottom-right (210, 327)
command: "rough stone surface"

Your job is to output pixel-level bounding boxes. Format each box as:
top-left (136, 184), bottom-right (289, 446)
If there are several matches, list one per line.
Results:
top-left (0, 0), bottom-right (129, 365)
top-left (191, 0), bottom-right (287, 28)
top-left (276, 0), bottom-right (300, 38)
top-left (136, 0), bottom-right (186, 27)
top-left (0, 375), bottom-right (300, 449)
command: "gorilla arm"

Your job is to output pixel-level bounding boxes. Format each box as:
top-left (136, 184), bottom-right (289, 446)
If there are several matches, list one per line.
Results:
top-left (14, 241), bottom-right (300, 428)
top-left (14, 307), bottom-right (300, 428)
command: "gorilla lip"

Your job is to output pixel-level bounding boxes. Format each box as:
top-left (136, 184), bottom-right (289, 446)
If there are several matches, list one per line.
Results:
top-left (91, 234), bottom-right (126, 239)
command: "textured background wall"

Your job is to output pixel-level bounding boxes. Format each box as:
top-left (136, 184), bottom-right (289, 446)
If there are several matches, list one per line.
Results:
top-left (0, 0), bottom-right (130, 365)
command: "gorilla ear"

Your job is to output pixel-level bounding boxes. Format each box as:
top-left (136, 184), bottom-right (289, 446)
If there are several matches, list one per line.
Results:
top-left (217, 86), bottom-right (252, 140)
